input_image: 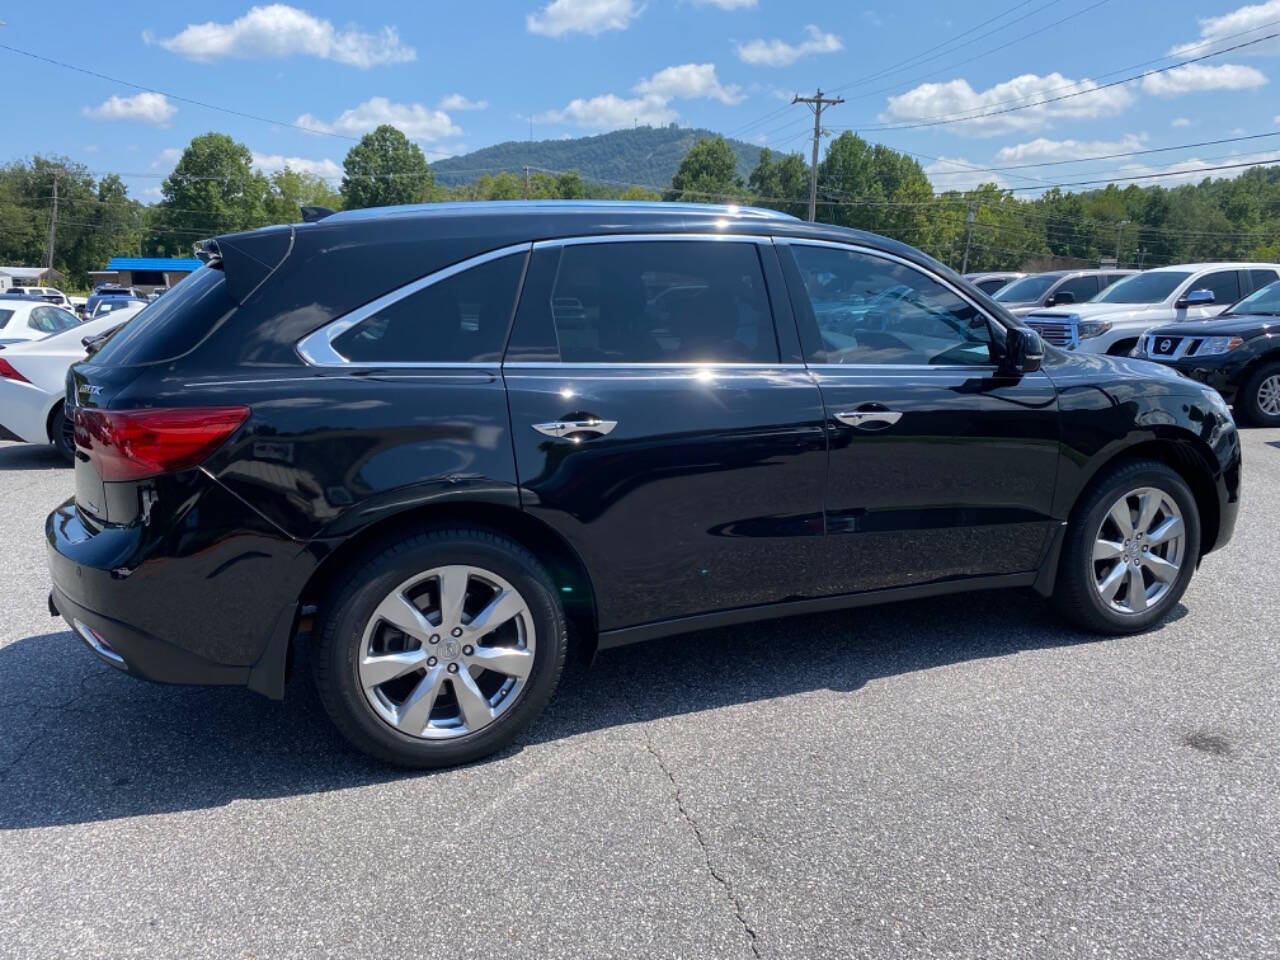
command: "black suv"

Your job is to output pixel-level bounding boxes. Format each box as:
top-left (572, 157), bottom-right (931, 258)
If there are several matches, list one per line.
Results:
top-left (46, 202), bottom-right (1241, 767)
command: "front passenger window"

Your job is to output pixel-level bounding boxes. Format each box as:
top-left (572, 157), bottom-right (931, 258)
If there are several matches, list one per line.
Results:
top-left (788, 245), bottom-right (992, 366)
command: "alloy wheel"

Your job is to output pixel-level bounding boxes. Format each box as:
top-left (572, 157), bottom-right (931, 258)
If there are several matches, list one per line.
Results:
top-left (1091, 487), bottom-right (1185, 616)
top-left (357, 565), bottom-right (536, 740)
top-left (1257, 374), bottom-right (1280, 417)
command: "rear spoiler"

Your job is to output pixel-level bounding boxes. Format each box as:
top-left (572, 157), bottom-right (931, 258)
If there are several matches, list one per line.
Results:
top-left (193, 226), bottom-right (294, 304)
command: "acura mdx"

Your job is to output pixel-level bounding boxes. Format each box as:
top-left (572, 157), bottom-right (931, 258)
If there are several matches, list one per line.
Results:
top-left (46, 202), bottom-right (1241, 767)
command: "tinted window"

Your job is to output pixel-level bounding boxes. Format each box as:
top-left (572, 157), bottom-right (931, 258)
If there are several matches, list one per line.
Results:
top-left (1193, 270), bottom-right (1240, 305)
top-left (0, 309), bottom-right (12, 329)
top-left (995, 275), bottom-right (1055, 302)
top-left (789, 245), bottom-right (992, 366)
top-left (28, 306), bottom-right (78, 334)
top-left (332, 253), bottom-right (525, 364)
top-left (1097, 271), bottom-right (1191, 304)
top-left (1101, 273), bottom-right (1129, 289)
top-left (1248, 269), bottom-right (1278, 292)
top-left (974, 278), bottom-right (1008, 295)
top-left (92, 266), bottom-right (234, 366)
top-left (543, 241), bottom-right (777, 364)
top-left (1226, 280), bottom-right (1280, 315)
top-left (1054, 274), bottom-right (1099, 303)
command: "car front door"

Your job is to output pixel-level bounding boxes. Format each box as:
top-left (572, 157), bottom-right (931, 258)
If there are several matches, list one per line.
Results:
top-left (502, 235), bottom-right (829, 633)
top-left (777, 239), bottom-right (1061, 596)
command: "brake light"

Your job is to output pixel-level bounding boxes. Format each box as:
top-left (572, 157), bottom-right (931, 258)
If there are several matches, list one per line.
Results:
top-left (0, 358), bottom-right (29, 383)
top-left (73, 406), bottom-right (250, 481)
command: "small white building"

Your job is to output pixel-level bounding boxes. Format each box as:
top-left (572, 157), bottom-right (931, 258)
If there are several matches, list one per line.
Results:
top-left (0, 266), bottom-right (65, 291)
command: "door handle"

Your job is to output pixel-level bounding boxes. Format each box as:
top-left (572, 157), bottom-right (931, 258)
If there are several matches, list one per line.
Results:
top-left (835, 409), bottom-right (903, 429)
top-left (532, 418), bottom-right (618, 439)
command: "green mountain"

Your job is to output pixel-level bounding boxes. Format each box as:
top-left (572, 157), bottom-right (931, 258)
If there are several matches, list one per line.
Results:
top-left (431, 125), bottom-right (763, 191)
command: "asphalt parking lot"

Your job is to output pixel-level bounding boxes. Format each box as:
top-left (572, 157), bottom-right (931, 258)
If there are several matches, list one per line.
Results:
top-left (1, 433), bottom-right (1278, 959)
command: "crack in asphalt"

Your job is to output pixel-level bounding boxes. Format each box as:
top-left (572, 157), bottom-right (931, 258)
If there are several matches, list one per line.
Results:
top-left (641, 726), bottom-right (762, 960)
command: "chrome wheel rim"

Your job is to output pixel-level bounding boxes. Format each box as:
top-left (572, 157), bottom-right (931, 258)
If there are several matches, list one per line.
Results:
top-left (1091, 487), bottom-right (1185, 616)
top-left (358, 565), bottom-right (536, 740)
top-left (1257, 374), bottom-right (1280, 416)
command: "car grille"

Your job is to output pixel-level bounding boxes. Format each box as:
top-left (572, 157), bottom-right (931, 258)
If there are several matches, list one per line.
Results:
top-left (1148, 335), bottom-right (1183, 357)
top-left (1025, 318), bottom-right (1075, 346)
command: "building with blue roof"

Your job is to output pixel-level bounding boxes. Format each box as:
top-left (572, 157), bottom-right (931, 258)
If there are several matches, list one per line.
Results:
top-left (89, 256), bottom-right (204, 291)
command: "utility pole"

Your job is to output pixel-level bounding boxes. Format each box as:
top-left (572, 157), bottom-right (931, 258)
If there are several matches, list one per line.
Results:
top-left (960, 206), bottom-right (977, 274)
top-left (1115, 219), bottom-right (1130, 264)
top-left (792, 89), bottom-right (844, 222)
top-left (44, 169), bottom-right (61, 272)
top-left (524, 165), bottom-right (531, 200)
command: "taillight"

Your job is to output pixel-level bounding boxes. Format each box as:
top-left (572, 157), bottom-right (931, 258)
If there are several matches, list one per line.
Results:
top-left (0, 358), bottom-right (29, 383)
top-left (73, 406), bottom-right (250, 481)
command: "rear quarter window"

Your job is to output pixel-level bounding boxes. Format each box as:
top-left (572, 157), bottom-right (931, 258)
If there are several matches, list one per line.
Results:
top-left (0, 309), bottom-right (13, 329)
top-left (90, 267), bottom-right (234, 365)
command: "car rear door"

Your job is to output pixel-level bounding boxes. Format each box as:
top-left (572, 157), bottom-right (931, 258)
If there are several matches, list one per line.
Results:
top-left (776, 238), bottom-right (1061, 596)
top-left (502, 235), bottom-right (828, 633)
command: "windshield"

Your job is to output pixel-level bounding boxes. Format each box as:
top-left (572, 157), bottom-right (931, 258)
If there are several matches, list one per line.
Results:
top-left (1226, 280), bottom-right (1280, 316)
top-left (995, 275), bottom-right (1056, 302)
top-left (1095, 271), bottom-right (1191, 304)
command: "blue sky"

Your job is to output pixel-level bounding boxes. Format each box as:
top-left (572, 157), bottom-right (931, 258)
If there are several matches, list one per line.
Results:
top-left (3, 0), bottom-right (1279, 200)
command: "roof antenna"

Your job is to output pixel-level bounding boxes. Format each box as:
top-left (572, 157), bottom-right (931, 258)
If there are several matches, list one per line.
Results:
top-left (300, 206), bottom-right (336, 223)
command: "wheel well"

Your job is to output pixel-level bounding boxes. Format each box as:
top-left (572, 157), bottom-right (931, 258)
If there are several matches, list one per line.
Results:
top-left (1233, 352), bottom-right (1280, 397)
top-left (44, 399), bottom-right (63, 443)
top-left (1083, 440), bottom-right (1221, 555)
top-left (1106, 337), bottom-right (1139, 356)
top-left (297, 501), bottom-right (600, 659)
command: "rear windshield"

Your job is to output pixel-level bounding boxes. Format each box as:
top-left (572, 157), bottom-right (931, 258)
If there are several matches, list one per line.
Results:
top-left (1095, 271), bottom-right (1190, 304)
top-left (90, 266), bottom-right (234, 365)
top-left (995, 275), bottom-right (1056, 302)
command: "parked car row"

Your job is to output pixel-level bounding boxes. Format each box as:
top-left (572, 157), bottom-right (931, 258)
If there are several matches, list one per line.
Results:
top-left (35, 201), bottom-right (1241, 769)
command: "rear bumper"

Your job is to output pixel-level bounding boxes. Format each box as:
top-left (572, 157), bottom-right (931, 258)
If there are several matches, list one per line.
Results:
top-left (45, 478), bottom-right (316, 693)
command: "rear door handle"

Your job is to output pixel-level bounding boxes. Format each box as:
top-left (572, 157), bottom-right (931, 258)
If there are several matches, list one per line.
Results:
top-left (532, 418), bottom-right (618, 439)
top-left (834, 410), bottom-right (903, 429)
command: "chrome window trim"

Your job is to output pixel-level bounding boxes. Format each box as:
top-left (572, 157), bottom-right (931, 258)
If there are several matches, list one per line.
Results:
top-left (502, 361), bottom-right (805, 370)
top-left (532, 233), bottom-right (773, 250)
top-left (295, 242), bottom-right (533, 368)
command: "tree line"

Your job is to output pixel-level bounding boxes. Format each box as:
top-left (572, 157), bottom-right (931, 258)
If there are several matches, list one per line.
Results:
top-left (3, 125), bottom-right (1276, 289)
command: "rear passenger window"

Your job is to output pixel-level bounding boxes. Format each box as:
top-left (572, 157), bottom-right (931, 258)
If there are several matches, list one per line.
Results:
top-left (1194, 270), bottom-right (1241, 305)
top-left (787, 244), bottom-right (993, 366)
top-left (29, 306), bottom-right (77, 334)
top-left (332, 253), bottom-right (525, 364)
top-left (537, 241), bottom-right (777, 364)
top-left (1249, 269), bottom-right (1279, 292)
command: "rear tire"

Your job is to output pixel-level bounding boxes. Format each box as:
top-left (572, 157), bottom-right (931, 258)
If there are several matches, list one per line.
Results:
top-left (1052, 459), bottom-right (1200, 634)
top-left (49, 404), bottom-right (74, 464)
top-left (313, 528), bottom-right (566, 768)
top-left (1236, 360), bottom-right (1280, 427)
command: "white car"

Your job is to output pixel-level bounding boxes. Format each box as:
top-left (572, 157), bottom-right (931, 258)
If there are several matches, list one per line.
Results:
top-left (0, 306), bottom-right (144, 461)
top-left (6, 286), bottom-right (73, 307)
top-left (0, 300), bottom-right (81, 348)
top-left (1022, 263), bottom-right (1280, 355)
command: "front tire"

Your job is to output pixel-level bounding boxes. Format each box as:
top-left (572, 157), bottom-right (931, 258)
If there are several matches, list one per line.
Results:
top-left (313, 528), bottom-right (567, 768)
top-left (49, 404), bottom-right (74, 464)
top-left (1053, 459), bottom-right (1200, 634)
top-left (1237, 361), bottom-right (1280, 427)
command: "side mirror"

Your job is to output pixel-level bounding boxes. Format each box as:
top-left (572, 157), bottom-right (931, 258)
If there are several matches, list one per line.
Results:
top-left (1048, 290), bottom-right (1075, 306)
top-left (1002, 326), bottom-right (1044, 375)
top-left (1177, 288), bottom-right (1215, 308)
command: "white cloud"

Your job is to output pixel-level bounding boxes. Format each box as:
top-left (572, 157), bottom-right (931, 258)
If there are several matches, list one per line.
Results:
top-left (82, 92), bottom-right (177, 126)
top-left (993, 134), bottom-right (1148, 163)
top-left (146, 4), bottom-right (415, 68)
top-left (881, 72), bottom-right (1135, 137)
top-left (691, 0), bottom-right (757, 8)
top-left (923, 156), bottom-right (1009, 192)
top-left (1141, 63), bottom-right (1268, 96)
top-left (251, 152), bottom-right (342, 179)
top-left (635, 63), bottom-right (743, 104)
top-left (139, 186), bottom-right (164, 202)
top-left (736, 25), bottom-right (843, 67)
top-left (297, 97), bottom-right (461, 141)
top-left (151, 147), bottom-right (183, 170)
top-left (526, 0), bottom-right (639, 37)
top-left (1170, 0), bottom-right (1280, 57)
top-left (536, 93), bottom-right (677, 128)
top-left (1110, 150), bottom-right (1280, 187)
top-left (437, 93), bottom-right (488, 111)
top-left (1172, 116), bottom-right (1192, 127)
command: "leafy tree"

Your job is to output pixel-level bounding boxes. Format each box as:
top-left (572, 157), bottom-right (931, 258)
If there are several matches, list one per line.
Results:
top-left (620, 185), bottom-right (661, 201)
top-left (748, 148), bottom-right (809, 218)
top-left (667, 136), bottom-right (744, 202)
top-left (341, 125), bottom-right (433, 210)
top-left (264, 168), bottom-right (342, 223)
top-left (151, 133), bottom-right (268, 256)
